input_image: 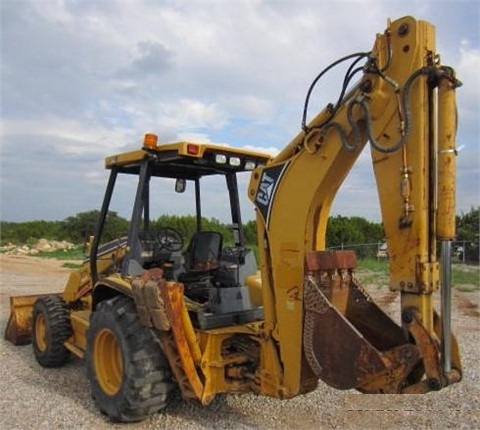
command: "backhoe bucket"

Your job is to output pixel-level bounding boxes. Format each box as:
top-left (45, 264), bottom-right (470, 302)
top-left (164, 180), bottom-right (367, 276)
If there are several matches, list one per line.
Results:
top-left (4, 294), bottom-right (49, 345)
top-left (303, 251), bottom-right (421, 393)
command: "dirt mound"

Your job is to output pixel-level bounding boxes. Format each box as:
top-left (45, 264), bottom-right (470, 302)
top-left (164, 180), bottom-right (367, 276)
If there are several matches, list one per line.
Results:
top-left (0, 239), bottom-right (76, 256)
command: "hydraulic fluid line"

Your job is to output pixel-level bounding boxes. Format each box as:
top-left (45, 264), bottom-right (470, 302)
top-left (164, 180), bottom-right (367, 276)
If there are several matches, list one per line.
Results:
top-left (301, 23), bottom-right (395, 136)
top-left (353, 67), bottom-right (428, 153)
top-left (301, 59), bottom-right (430, 155)
top-left (369, 66), bottom-right (461, 154)
top-left (330, 65), bottom-right (442, 154)
top-left (301, 51), bottom-right (371, 133)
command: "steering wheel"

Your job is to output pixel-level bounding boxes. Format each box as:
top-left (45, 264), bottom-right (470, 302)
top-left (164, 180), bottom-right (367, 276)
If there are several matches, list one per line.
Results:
top-left (156, 228), bottom-right (183, 252)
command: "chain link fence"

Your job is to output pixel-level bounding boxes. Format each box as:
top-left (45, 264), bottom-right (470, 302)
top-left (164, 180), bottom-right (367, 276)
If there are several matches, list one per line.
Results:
top-left (450, 239), bottom-right (479, 264)
top-left (328, 239), bottom-right (479, 264)
top-left (327, 242), bottom-right (385, 259)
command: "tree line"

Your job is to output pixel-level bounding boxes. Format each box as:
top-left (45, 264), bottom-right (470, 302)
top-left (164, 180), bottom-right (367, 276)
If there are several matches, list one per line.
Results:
top-left (1, 208), bottom-right (478, 262)
top-left (0, 211), bottom-right (257, 247)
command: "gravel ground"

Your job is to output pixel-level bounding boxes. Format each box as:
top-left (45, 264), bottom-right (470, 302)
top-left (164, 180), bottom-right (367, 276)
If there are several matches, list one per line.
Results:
top-left (0, 255), bottom-right (479, 429)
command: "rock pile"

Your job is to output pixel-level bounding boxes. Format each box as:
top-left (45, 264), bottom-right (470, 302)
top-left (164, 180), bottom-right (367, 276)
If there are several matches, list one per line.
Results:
top-left (0, 238), bottom-right (76, 255)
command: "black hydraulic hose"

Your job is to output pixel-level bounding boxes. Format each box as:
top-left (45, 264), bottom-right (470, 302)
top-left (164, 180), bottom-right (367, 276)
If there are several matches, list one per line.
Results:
top-left (329, 59), bottom-right (369, 125)
top-left (318, 93), bottom-right (367, 153)
top-left (354, 66), bottom-right (434, 153)
top-left (317, 66), bottom-right (437, 154)
top-left (301, 52), bottom-right (371, 132)
top-left (322, 117), bottom-right (360, 152)
top-left (302, 58), bottom-right (453, 155)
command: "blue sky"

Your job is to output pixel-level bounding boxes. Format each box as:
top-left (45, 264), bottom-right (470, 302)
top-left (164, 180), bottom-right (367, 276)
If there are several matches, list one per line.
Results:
top-left (1, 1), bottom-right (479, 223)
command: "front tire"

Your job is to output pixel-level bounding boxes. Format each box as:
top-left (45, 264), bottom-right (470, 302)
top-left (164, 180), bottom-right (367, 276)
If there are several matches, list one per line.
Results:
top-left (32, 295), bottom-right (72, 367)
top-left (86, 295), bottom-right (173, 422)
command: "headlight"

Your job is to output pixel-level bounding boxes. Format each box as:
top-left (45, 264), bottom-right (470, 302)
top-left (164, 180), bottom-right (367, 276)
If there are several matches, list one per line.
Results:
top-left (229, 157), bottom-right (241, 167)
top-left (215, 154), bottom-right (227, 164)
top-left (245, 160), bottom-right (256, 170)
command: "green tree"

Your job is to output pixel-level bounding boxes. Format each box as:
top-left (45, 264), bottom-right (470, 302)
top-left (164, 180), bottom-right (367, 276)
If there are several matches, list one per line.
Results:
top-left (456, 207), bottom-right (479, 263)
top-left (151, 215), bottom-right (234, 248)
top-left (243, 220), bottom-right (258, 245)
top-left (349, 216), bottom-right (384, 243)
top-left (0, 220), bottom-right (62, 244)
top-left (152, 214), bottom-right (198, 245)
top-left (325, 215), bottom-right (384, 258)
top-left (326, 215), bottom-right (365, 248)
top-left (62, 210), bottom-right (129, 243)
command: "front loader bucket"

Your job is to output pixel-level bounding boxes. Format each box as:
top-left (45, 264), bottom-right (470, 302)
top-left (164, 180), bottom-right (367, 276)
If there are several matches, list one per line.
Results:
top-left (4, 294), bottom-right (48, 345)
top-left (303, 251), bottom-right (421, 393)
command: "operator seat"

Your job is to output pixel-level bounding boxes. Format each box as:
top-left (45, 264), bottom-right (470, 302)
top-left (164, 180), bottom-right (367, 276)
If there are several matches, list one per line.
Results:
top-left (184, 231), bottom-right (223, 272)
top-left (179, 231), bottom-right (238, 293)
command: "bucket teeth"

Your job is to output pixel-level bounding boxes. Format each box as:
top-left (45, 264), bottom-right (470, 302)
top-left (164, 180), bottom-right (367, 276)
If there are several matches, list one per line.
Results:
top-left (303, 250), bottom-right (428, 393)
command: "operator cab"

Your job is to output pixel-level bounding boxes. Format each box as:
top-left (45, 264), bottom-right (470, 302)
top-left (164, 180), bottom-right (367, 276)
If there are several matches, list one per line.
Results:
top-left (90, 135), bottom-right (271, 329)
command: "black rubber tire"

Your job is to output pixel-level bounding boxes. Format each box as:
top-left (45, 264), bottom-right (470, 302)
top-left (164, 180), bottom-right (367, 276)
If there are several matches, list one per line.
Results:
top-left (86, 295), bottom-right (174, 422)
top-left (32, 295), bottom-right (73, 367)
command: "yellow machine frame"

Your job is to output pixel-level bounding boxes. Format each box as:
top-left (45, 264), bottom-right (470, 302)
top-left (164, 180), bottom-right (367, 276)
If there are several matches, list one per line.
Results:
top-left (5, 16), bottom-right (462, 422)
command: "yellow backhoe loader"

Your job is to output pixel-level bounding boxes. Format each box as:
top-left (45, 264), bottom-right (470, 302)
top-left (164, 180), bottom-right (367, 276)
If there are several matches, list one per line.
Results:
top-left (5, 16), bottom-right (462, 422)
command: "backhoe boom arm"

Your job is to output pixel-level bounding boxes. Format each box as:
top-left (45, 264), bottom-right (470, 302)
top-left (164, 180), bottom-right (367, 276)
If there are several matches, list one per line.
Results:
top-left (249, 16), bottom-right (461, 395)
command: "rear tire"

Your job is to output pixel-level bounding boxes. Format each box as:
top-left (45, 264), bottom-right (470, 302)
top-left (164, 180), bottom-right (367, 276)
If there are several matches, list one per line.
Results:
top-left (32, 295), bottom-right (73, 367)
top-left (86, 295), bottom-right (173, 422)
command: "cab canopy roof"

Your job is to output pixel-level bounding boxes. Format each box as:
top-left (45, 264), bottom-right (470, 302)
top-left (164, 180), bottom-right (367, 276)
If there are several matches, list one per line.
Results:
top-left (105, 141), bottom-right (272, 180)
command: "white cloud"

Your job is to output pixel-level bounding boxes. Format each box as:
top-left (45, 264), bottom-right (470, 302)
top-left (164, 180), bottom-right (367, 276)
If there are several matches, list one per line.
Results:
top-left (30, 0), bottom-right (74, 25)
top-left (241, 144), bottom-right (279, 157)
top-left (176, 132), bottom-right (213, 143)
top-left (456, 42), bottom-right (480, 122)
top-left (1, 118), bottom-right (132, 155)
top-left (1, 1), bottom-right (478, 222)
top-left (160, 99), bottom-right (228, 130)
top-left (220, 96), bottom-right (275, 123)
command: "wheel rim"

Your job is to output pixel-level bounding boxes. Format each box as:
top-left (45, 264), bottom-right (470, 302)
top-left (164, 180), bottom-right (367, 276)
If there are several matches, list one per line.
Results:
top-left (35, 313), bottom-right (47, 352)
top-left (94, 328), bottom-right (123, 396)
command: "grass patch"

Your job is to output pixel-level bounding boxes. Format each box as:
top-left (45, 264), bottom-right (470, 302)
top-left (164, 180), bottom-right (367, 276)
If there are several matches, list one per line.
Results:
top-left (62, 262), bottom-right (83, 269)
top-left (357, 258), bottom-right (389, 272)
top-left (349, 258), bottom-right (389, 289)
top-left (456, 284), bottom-right (479, 292)
top-left (36, 246), bottom-right (86, 261)
top-left (356, 259), bottom-right (479, 291)
top-left (452, 265), bottom-right (480, 291)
